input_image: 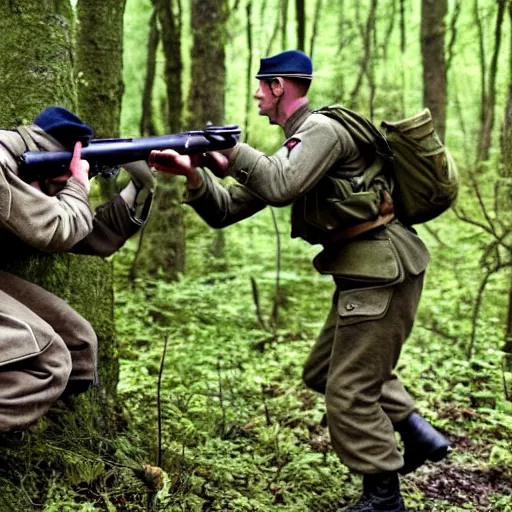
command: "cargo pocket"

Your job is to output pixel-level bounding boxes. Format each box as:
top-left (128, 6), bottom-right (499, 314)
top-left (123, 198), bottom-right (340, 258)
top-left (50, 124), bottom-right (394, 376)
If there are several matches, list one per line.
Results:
top-left (313, 239), bottom-right (404, 285)
top-left (0, 313), bottom-right (43, 366)
top-left (337, 286), bottom-right (394, 326)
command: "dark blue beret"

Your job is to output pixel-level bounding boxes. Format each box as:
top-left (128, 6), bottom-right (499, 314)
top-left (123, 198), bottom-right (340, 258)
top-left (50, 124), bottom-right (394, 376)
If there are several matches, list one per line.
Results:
top-left (255, 50), bottom-right (313, 80)
top-left (34, 106), bottom-right (93, 148)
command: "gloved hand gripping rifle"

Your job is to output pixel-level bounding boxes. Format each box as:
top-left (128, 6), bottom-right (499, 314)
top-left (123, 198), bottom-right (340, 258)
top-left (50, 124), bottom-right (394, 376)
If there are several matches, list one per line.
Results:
top-left (20, 125), bottom-right (241, 183)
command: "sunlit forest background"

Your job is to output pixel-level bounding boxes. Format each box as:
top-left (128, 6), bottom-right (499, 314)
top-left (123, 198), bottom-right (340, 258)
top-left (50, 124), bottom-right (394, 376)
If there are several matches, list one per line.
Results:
top-left (0, 0), bottom-right (512, 510)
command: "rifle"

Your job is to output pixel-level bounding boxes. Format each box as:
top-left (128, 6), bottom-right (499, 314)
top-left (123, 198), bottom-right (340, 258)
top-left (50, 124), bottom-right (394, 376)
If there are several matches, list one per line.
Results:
top-left (20, 125), bottom-right (241, 183)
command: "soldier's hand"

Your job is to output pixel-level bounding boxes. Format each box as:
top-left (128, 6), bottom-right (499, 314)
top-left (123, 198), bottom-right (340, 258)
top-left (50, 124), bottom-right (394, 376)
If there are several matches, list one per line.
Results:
top-left (201, 151), bottom-right (229, 178)
top-left (69, 141), bottom-right (90, 193)
top-left (149, 149), bottom-right (203, 190)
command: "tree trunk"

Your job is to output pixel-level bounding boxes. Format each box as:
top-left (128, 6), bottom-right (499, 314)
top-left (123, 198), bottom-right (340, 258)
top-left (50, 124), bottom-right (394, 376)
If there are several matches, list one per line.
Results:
top-left (74, 0), bottom-right (128, 401)
top-left (0, 2), bottom-right (119, 502)
top-left (188, 0), bottom-right (229, 128)
top-left (76, 0), bottom-right (126, 138)
top-left (188, 0), bottom-right (229, 266)
top-left (500, 2), bottom-right (512, 374)
top-left (281, 0), bottom-right (289, 50)
top-left (349, 0), bottom-right (378, 113)
top-left (153, 0), bottom-right (183, 133)
top-left (421, 0), bottom-right (447, 141)
top-left (0, 1), bottom-right (117, 400)
top-left (133, 0), bottom-right (185, 280)
top-left (296, 0), bottom-right (305, 51)
top-left (140, 9), bottom-right (160, 137)
top-left (477, 0), bottom-right (507, 162)
top-left (310, 0), bottom-right (323, 60)
top-left (0, 0), bottom-right (76, 127)
top-left (245, 0), bottom-right (254, 141)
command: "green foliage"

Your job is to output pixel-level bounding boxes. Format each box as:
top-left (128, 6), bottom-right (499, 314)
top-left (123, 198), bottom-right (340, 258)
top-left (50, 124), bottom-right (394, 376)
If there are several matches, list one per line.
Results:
top-left (1, 0), bottom-right (511, 510)
top-left (101, 198), bottom-right (512, 510)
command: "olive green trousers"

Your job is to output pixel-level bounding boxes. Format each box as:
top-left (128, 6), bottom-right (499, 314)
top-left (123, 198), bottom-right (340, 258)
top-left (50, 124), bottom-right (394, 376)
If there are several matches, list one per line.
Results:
top-left (0, 272), bottom-right (97, 432)
top-left (303, 272), bottom-right (424, 474)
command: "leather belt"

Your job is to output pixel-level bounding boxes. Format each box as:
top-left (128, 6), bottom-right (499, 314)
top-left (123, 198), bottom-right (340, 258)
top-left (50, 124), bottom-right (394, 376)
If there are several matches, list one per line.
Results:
top-left (326, 212), bottom-right (395, 243)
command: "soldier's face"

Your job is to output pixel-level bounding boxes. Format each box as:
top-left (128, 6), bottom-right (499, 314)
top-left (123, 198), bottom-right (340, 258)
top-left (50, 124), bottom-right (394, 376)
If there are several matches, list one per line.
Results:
top-left (254, 80), bottom-right (278, 120)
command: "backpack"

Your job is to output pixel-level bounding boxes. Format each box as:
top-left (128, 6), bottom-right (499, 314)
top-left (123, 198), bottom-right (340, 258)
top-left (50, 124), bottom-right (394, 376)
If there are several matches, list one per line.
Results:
top-left (314, 105), bottom-right (459, 225)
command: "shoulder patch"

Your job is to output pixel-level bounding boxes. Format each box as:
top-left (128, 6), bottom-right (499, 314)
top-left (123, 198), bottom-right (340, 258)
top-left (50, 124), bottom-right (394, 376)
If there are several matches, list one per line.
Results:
top-left (284, 137), bottom-right (301, 151)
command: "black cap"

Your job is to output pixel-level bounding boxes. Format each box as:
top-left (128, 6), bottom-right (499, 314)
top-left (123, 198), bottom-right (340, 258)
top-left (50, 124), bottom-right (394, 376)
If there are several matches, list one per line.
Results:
top-left (255, 50), bottom-right (313, 80)
top-left (34, 106), bottom-right (93, 148)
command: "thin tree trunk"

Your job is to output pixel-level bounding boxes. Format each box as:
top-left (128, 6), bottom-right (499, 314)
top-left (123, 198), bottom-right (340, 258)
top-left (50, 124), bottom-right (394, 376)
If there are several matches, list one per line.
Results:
top-left (500, 2), bottom-right (512, 373)
top-left (153, 0), bottom-right (183, 133)
top-left (296, 0), bottom-right (305, 51)
top-left (310, 0), bottom-right (323, 60)
top-left (382, 0), bottom-right (396, 62)
top-left (245, 0), bottom-right (253, 142)
top-left (477, 0), bottom-right (507, 162)
top-left (281, 0), bottom-right (289, 50)
top-left (446, 0), bottom-right (461, 73)
top-left (135, 0), bottom-right (185, 280)
top-left (188, 0), bottom-right (230, 266)
top-left (421, 0), bottom-right (447, 141)
top-left (349, 0), bottom-right (377, 111)
top-left (140, 9), bottom-right (160, 137)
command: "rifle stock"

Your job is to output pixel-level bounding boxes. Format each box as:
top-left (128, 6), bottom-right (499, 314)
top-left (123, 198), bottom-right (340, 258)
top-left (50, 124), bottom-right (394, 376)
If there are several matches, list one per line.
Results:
top-left (21, 125), bottom-right (241, 182)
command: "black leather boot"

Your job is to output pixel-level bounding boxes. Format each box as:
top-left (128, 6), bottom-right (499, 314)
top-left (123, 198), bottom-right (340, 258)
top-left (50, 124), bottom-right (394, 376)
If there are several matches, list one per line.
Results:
top-left (394, 412), bottom-right (450, 474)
top-left (340, 472), bottom-right (406, 511)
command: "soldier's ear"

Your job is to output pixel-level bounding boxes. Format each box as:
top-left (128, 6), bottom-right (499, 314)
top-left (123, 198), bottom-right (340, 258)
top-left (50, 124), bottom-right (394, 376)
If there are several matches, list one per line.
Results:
top-left (270, 78), bottom-right (285, 97)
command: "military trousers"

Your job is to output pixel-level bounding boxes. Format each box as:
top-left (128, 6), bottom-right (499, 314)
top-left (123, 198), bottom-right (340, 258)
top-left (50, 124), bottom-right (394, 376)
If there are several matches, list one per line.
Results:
top-left (0, 271), bottom-right (97, 432)
top-left (303, 271), bottom-right (424, 474)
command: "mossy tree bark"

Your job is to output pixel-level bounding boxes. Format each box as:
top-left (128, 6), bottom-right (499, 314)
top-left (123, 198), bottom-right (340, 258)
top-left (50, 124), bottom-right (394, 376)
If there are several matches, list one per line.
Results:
top-left (186, 0), bottom-right (230, 268)
top-left (130, 0), bottom-right (185, 281)
top-left (187, 0), bottom-right (229, 128)
top-left (76, 0), bottom-right (126, 139)
top-left (421, 0), bottom-right (447, 142)
top-left (0, 0), bottom-right (118, 422)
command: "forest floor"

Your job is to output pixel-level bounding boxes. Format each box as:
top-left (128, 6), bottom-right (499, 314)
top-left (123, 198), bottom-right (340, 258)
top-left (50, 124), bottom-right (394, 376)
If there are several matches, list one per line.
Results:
top-left (1, 213), bottom-right (511, 511)
top-left (110, 214), bottom-right (512, 512)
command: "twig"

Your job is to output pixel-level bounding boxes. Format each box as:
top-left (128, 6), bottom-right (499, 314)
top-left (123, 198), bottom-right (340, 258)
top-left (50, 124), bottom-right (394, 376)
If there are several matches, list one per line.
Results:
top-left (250, 277), bottom-right (267, 329)
top-left (270, 208), bottom-right (281, 336)
top-left (157, 335), bottom-right (169, 467)
top-left (422, 223), bottom-right (449, 248)
top-left (262, 384), bottom-right (272, 426)
top-left (501, 359), bottom-right (511, 401)
top-left (418, 324), bottom-right (459, 343)
top-left (217, 359), bottom-right (226, 437)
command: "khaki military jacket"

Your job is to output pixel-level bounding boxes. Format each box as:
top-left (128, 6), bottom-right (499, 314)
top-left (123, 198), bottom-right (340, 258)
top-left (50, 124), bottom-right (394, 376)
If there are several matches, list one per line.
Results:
top-left (186, 103), bottom-right (429, 284)
top-left (0, 126), bottom-right (149, 259)
top-left (0, 126), bottom-right (151, 368)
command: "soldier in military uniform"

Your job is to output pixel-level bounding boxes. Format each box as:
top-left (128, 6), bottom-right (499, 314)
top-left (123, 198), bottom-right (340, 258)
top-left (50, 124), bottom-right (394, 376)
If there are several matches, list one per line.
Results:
top-left (0, 106), bottom-right (154, 435)
top-left (149, 51), bottom-right (449, 512)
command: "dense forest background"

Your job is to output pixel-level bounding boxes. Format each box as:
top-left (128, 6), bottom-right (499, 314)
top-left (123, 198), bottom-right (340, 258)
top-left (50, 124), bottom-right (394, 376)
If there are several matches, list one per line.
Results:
top-left (0, 0), bottom-right (511, 510)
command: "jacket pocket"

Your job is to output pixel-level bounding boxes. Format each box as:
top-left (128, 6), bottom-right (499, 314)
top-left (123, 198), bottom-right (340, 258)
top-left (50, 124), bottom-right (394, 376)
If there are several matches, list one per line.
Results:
top-left (337, 286), bottom-right (394, 326)
top-left (313, 239), bottom-right (403, 284)
top-left (0, 313), bottom-right (43, 366)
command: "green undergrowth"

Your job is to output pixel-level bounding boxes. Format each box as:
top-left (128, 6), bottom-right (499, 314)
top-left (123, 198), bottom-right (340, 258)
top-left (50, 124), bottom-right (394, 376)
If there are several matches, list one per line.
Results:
top-left (1, 206), bottom-right (511, 511)
top-left (111, 208), bottom-right (512, 511)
